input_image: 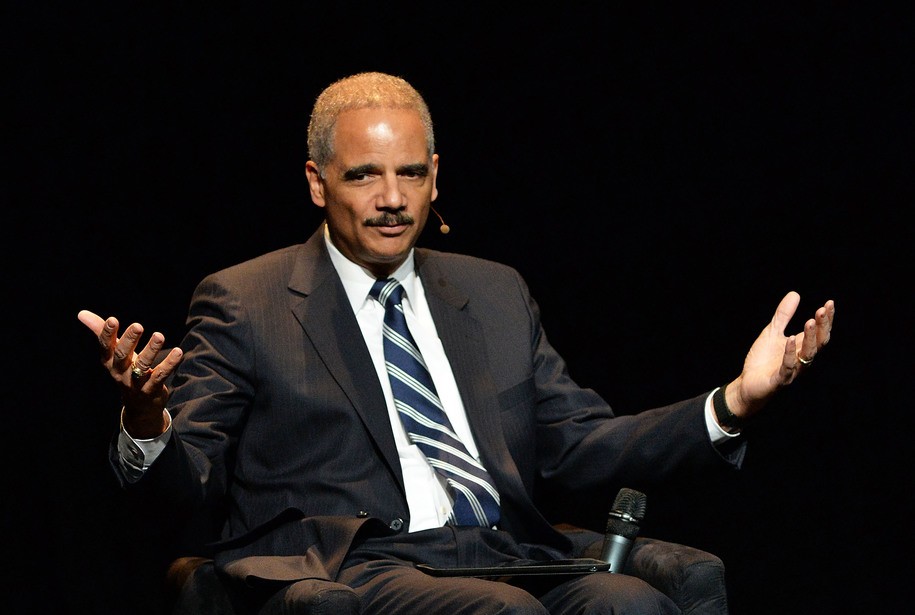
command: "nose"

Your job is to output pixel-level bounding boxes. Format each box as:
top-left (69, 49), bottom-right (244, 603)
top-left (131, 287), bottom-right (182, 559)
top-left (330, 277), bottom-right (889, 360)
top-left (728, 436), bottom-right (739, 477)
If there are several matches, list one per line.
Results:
top-left (377, 174), bottom-right (405, 209)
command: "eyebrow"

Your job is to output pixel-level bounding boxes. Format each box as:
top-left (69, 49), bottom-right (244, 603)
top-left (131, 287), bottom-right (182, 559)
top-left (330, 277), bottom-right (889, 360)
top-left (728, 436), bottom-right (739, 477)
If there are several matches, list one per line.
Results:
top-left (342, 162), bottom-right (429, 181)
top-left (399, 163), bottom-right (430, 176)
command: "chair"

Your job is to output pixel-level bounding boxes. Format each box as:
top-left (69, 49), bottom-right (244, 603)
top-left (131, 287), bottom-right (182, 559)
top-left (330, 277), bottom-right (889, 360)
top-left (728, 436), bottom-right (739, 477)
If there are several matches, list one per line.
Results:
top-left (164, 527), bottom-right (728, 614)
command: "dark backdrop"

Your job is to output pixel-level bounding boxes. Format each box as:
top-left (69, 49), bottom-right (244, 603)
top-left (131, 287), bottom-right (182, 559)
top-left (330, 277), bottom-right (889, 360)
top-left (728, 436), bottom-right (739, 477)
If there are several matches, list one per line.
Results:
top-left (7, 4), bottom-right (912, 614)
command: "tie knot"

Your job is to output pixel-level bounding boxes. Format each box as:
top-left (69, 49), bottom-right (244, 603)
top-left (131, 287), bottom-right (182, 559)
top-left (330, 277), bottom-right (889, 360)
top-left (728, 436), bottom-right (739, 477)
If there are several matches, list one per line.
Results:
top-left (370, 278), bottom-right (405, 309)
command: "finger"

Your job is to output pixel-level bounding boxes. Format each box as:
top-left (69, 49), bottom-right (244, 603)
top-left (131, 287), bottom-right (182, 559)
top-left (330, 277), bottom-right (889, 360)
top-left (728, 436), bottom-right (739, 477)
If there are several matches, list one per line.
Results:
top-left (131, 333), bottom-right (169, 385)
top-left (77, 310), bottom-right (106, 335)
top-left (799, 318), bottom-right (817, 362)
top-left (816, 300), bottom-right (835, 347)
top-left (86, 315), bottom-right (120, 363)
top-left (771, 291), bottom-right (801, 334)
top-left (781, 334), bottom-right (799, 380)
top-left (113, 323), bottom-right (145, 370)
top-left (132, 331), bottom-right (166, 373)
top-left (148, 346), bottom-right (184, 385)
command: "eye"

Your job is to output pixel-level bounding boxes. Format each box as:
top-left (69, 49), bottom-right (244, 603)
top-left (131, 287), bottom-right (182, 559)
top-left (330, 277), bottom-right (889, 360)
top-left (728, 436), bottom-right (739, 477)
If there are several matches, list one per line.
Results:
top-left (342, 166), bottom-right (378, 182)
top-left (399, 164), bottom-right (429, 179)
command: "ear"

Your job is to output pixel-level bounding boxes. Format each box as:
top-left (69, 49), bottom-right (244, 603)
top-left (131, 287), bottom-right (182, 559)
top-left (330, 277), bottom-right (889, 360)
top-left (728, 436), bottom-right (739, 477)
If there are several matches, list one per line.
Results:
top-left (430, 153), bottom-right (439, 202)
top-left (305, 161), bottom-right (326, 207)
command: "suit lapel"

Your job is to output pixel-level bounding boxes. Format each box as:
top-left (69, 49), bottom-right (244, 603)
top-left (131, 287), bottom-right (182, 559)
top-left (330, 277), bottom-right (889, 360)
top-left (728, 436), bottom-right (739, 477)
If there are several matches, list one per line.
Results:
top-left (288, 226), bottom-right (404, 492)
top-left (416, 253), bottom-right (525, 495)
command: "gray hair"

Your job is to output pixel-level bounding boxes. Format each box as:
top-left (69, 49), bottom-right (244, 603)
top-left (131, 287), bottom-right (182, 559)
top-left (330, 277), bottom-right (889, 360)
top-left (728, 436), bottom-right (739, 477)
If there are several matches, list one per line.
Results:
top-left (307, 72), bottom-right (435, 172)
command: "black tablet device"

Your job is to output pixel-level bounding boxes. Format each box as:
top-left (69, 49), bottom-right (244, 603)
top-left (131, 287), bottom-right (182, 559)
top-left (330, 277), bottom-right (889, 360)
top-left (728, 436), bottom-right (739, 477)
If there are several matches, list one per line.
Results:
top-left (415, 558), bottom-right (612, 577)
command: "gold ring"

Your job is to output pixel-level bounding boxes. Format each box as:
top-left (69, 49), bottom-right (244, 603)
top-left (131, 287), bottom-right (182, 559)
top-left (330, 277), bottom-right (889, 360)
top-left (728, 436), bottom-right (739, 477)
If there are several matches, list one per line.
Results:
top-left (798, 355), bottom-right (814, 366)
top-left (130, 362), bottom-right (148, 380)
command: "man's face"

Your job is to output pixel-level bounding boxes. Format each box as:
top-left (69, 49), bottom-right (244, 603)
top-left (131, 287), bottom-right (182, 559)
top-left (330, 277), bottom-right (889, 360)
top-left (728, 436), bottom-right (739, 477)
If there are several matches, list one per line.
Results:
top-left (306, 107), bottom-right (439, 278)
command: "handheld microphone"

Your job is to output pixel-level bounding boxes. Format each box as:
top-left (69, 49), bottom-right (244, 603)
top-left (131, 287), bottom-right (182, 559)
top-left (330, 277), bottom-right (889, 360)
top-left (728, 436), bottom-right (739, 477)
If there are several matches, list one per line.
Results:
top-left (599, 488), bottom-right (647, 573)
top-left (430, 206), bottom-right (450, 234)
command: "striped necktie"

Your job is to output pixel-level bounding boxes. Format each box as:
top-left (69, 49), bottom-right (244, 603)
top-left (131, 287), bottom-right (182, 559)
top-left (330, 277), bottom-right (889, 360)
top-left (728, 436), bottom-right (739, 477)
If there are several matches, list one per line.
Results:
top-left (370, 278), bottom-right (500, 528)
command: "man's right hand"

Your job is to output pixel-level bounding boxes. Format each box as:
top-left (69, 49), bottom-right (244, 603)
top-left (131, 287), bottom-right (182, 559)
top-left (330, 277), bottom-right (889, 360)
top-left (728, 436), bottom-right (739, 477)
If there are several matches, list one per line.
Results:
top-left (78, 309), bottom-right (183, 438)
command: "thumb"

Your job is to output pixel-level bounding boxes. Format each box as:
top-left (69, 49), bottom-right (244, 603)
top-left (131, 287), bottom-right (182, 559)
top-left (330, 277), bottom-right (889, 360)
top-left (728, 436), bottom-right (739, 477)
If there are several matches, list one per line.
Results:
top-left (771, 291), bottom-right (800, 334)
top-left (77, 309), bottom-right (106, 335)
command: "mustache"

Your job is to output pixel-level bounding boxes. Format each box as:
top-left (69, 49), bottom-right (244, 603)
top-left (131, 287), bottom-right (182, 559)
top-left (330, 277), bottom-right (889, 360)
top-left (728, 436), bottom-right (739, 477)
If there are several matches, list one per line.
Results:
top-left (364, 212), bottom-right (415, 227)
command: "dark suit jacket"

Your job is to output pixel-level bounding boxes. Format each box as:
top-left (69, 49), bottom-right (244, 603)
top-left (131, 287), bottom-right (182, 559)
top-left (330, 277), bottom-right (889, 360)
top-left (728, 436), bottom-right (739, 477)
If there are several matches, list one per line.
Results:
top-left (113, 223), bottom-right (741, 586)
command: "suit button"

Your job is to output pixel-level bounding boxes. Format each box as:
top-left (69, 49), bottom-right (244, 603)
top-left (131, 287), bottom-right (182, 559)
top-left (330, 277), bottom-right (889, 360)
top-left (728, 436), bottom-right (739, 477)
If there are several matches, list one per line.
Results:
top-left (389, 518), bottom-right (404, 531)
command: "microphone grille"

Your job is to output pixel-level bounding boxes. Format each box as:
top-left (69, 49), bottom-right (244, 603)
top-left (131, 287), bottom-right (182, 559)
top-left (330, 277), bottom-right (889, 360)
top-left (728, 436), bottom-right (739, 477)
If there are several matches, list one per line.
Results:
top-left (611, 488), bottom-right (647, 521)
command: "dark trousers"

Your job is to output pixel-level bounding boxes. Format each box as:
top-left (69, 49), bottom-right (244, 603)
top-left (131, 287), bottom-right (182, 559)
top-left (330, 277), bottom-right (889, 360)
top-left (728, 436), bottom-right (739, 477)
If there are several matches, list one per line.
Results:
top-left (259, 526), bottom-right (679, 615)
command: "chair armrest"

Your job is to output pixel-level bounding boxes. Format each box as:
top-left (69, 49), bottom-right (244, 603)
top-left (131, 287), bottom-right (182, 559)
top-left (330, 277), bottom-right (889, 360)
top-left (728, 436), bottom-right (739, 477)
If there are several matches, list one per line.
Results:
top-left (165, 556), bottom-right (361, 615)
top-left (556, 524), bottom-right (729, 615)
top-left (166, 556), bottom-right (243, 615)
top-left (624, 537), bottom-right (729, 615)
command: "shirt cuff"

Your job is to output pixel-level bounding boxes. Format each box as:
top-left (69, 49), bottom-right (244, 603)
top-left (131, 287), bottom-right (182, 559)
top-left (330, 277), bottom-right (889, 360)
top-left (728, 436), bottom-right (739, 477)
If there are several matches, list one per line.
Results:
top-left (117, 408), bottom-right (173, 481)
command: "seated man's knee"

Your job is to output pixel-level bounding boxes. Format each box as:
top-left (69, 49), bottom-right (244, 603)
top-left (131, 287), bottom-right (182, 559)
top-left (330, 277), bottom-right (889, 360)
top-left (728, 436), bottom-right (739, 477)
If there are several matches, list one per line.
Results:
top-left (473, 582), bottom-right (549, 614)
top-left (260, 578), bottom-right (360, 615)
top-left (604, 574), bottom-right (679, 614)
top-left (539, 572), bottom-right (680, 615)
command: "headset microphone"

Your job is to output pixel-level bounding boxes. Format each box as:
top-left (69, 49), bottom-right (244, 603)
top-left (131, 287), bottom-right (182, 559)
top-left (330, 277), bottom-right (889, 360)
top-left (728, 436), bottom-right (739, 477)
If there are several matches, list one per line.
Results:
top-left (430, 206), bottom-right (450, 234)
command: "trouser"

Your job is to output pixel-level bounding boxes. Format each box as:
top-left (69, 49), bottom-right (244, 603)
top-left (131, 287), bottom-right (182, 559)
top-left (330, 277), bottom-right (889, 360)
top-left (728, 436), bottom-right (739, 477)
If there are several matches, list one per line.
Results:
top-left (259, 526), bottom-right (679, 615)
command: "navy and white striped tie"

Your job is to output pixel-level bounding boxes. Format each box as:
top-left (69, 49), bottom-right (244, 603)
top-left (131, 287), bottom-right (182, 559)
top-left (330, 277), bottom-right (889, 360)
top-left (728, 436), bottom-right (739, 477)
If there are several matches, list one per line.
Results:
top-left (370, 278), bottom-right (500, 528)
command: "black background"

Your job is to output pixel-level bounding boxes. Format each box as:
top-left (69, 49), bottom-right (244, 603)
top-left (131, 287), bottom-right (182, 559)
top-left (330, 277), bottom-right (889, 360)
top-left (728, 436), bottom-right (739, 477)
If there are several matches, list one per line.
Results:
top-left (6, 3), bottom-right (912, 613)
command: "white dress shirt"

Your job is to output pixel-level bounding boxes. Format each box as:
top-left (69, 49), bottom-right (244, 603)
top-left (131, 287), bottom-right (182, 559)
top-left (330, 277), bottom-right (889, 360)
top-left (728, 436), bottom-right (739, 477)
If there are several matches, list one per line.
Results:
top-left (324, 227), bottom-right (483, 531)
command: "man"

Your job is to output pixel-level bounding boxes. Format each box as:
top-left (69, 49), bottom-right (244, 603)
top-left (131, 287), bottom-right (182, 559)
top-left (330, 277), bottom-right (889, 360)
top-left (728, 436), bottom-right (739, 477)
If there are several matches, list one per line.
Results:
top-left (79, 72), bottom-right (835, 614)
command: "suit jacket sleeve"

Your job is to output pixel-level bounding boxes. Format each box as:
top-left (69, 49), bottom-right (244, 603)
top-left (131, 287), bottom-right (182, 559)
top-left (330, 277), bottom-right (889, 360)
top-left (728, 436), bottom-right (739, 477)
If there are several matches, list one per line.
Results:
top-left (416, 250), bottom-right (743, 524)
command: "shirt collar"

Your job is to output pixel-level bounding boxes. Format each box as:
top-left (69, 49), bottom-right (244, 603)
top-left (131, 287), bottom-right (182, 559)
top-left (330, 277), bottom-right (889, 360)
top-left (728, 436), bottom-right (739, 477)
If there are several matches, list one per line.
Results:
top-left (323, 223), bottom-right (419, 313)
